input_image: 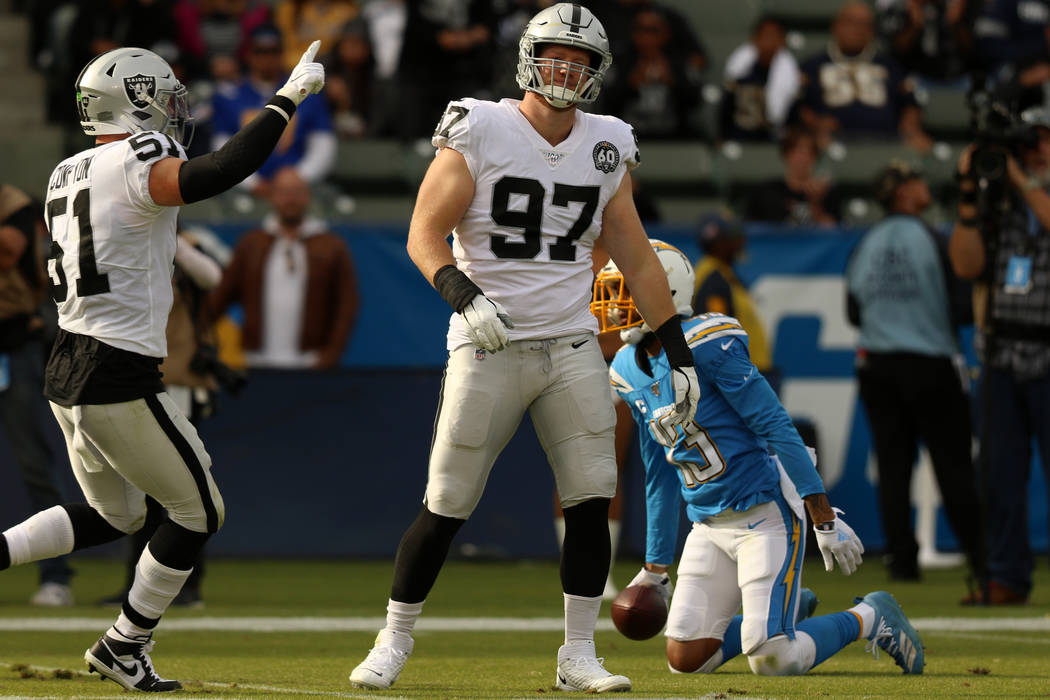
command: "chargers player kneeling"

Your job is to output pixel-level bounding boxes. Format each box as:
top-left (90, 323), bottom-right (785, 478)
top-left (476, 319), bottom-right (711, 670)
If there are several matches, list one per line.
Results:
top-left (592, 240), bottom-right (924, 676)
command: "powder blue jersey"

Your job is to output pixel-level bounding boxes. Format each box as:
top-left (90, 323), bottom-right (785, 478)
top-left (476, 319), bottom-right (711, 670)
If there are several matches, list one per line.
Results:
top-left (609, 313), bottom-right (824, 565)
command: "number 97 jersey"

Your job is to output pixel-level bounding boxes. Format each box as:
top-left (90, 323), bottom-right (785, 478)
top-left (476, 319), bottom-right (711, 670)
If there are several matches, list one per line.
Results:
top-left (44, 131), bottom-right (186, 358)
top-left (433, 97), bottom-right (639, 351)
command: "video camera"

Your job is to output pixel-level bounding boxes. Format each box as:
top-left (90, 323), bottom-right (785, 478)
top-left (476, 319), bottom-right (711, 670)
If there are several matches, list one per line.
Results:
top-left (966, 71), bottom-right (1039, 212)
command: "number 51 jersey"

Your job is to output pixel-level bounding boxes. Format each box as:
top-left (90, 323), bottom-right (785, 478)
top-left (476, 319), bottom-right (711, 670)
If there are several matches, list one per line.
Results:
top-left (433, 97), bottom-right (639, 351)
top-left (44, 131), bottom-right (186, 358)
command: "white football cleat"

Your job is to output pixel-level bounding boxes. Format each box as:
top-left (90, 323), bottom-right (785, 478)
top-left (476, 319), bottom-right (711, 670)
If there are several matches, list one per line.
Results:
top-left (30, 582), bottom-right (74, 607)
top-left (556, 641), bottom-right (631, 693)
top-left (85, 632), bottom-right (181, 692)
top-left (349, 629), bottom-right (414, 690)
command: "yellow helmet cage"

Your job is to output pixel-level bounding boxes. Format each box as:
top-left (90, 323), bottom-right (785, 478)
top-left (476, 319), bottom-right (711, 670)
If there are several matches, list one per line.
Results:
top-left (590, 239), bottom-right (695, 334)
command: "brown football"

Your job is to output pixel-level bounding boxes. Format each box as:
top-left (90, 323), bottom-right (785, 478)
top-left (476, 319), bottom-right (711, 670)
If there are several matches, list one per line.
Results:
top-left (610, 584), bottom-right (668, 641)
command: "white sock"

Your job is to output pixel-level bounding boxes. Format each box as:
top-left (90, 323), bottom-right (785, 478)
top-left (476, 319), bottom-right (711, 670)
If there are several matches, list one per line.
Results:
top-left (554, 516), bottom-right (566, 550)
top-left (2, 506), bottom-right (75, 566)
top-left (849, 601), bottom-right (877, 639)
top-left (607, 519), bottom-right (621, 584)
top-left (385, 599), bottom-right (424, 635)
top-left (117, 544), bottom-right (191, 637)
top-left (564, 593), bottom-right (602, 646)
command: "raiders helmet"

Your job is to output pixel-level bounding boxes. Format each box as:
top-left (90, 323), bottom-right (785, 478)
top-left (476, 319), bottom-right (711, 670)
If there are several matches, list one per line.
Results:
top-left (516, 3), bottom-right (612, 108)
top-left (591, 240), bottom-right (695, 344)
top-left (75, 47), bottom-right (192, 145)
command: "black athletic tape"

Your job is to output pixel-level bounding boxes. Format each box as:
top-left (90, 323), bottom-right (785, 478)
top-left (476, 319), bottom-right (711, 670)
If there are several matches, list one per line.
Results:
top-left (63, 503), bottom-right (127, 548)
top-left (433, 264), bottom-right (483, 313)
top-left (178, 95), bottom-right (297, 204)
top-left (654, 316), bottom-right (693, 369)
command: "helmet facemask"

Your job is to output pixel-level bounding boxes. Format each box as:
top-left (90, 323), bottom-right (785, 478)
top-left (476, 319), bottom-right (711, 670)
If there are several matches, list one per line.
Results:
top-left (516, 3), bottom-right (612, 108)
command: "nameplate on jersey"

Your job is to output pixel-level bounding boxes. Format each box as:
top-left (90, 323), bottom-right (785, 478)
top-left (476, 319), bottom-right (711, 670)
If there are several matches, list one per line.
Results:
top-left (539, 150), bottom-right (567, 169)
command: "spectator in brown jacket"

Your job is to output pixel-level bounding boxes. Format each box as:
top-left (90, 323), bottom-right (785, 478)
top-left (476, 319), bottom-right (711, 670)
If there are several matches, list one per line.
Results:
top-left (206, 167), bottom-right (359, 369)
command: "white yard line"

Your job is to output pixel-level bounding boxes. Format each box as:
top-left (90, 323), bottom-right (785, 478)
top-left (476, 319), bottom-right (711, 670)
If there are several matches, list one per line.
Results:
top-left (0, 616), bottom-right (1048, 632)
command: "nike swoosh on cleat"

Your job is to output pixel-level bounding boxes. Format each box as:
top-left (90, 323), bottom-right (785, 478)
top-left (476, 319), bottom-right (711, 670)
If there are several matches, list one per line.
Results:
top-left (558, 674), bottom-right (568, 685)
top-left (747, 518), bottom-right (767, 529)
top-left (571, 339), bottom-right (589, 349)
top-left (111, 657), bottom-right (140, 677)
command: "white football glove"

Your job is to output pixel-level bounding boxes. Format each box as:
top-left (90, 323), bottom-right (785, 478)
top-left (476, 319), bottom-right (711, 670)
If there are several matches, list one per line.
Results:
top-left (813, 508), bottom-right (865, 576)
top-left (657, 365), bottom-right (700, 431)
top-left (276, 40), bottom-right (326, 106)
top-left (628, 567), bottom-right (673, 607)
top-left (462, 293), bottom-right (514, 352)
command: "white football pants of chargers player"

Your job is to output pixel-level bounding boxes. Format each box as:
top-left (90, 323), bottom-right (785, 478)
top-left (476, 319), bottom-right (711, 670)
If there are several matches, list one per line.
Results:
top-left (50, 392), bottom-right (224, 535)
top-left (667, 492), bottom-right (808, 674)
top-left (425, 333), bottom-right (617, 518)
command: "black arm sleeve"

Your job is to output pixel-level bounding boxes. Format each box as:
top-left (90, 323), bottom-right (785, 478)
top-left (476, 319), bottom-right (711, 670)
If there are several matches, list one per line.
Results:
top-left (177, 95), bottom-right (297, 204)
top-left (433, 264), bottom-right (483, 313)
top-left (654, 316), bottom-right (694, 368)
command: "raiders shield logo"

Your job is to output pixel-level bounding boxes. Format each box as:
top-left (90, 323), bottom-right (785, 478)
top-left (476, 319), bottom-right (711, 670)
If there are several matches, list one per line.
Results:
top-left (123, 74), bottom-right (156, 108)
top-left (592, 141), bottom-right (619, 173)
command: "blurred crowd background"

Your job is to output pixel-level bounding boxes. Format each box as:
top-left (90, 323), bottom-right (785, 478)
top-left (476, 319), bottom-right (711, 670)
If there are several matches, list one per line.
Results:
top-left (5, 0), bottom-right (1050, 226)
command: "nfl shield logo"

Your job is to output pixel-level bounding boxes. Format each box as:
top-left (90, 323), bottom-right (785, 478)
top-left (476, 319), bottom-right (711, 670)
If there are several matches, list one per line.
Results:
top-left (474, 348), bottom-right (486, 361)
top-left (540, 150), bottom-right (565, 168)
top-left (123, 74), bottom-right (156, 108)
top-left (650, 382), bottom-right (660, 397)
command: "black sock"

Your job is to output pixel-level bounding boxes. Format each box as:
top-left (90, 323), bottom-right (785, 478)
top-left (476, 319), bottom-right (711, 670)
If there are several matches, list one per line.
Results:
top-left (390, 507), bottom-right (465, 604)
top-left (147, 521), bottom-right (210, 570)
top-left (0, 535), bottom-right (9, 570)
top-left (63, 503), bottom-right (126, 550)
top-left (561, 498), bottom-right (611, 597)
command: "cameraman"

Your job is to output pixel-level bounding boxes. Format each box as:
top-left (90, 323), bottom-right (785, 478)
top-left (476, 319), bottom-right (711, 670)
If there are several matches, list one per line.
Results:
top-left (950, 109), bottom-right (1050, 606)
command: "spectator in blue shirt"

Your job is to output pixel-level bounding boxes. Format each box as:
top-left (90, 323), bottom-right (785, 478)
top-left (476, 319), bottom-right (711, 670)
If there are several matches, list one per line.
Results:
top-left (796, 1), bottom-right (932, 151)
top-left (211, 23), bottom-right (335, 199)
top-left (846, 162), bottom-right (986, 587)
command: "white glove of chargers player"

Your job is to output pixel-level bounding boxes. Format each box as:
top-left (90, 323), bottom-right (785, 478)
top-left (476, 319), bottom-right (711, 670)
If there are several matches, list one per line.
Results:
top-left (462, 293), bottom-right (514, 352)
top-left (277, 40), bottom-right (326, 105)
top-left (813, 508), bottom-right (865, 575)
top-left (657, 365), bottom-right (700, 432)
top-left (628, 567), bottom-right (674, 607)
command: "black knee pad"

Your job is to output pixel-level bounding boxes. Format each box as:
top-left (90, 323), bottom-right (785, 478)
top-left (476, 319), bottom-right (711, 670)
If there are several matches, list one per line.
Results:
top-left (63, 503), bottom-right (127, 550)
top-left (147, 521), bottom-right (211, 571)
top-left (561, 498), bottom-right (611, 597)
top-left (391, 507), bottom-right (466, 604)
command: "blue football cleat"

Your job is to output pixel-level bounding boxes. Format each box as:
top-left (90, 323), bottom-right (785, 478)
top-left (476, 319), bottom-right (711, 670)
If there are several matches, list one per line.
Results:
top-left (855, 591), bottom-right (924, 674)
top-left (796, 587), bottom-right (819, 623)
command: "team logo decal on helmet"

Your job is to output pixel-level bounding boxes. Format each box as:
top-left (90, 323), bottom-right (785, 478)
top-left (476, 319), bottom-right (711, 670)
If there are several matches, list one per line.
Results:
top-left (592, 141), bottom-right (619, 173)
top-left (123, 74), bottom-right (157, 109)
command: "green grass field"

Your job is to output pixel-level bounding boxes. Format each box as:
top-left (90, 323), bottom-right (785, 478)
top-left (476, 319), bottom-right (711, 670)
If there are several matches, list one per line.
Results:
top-left (1, 556), bottom-right (1048, 698)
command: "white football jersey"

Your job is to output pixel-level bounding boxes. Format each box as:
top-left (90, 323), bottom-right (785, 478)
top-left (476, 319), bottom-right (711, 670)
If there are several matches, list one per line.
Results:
top-left (433, 98), bottom-right (639, 350)
top-left (44, 131), bottom-right (186, 358)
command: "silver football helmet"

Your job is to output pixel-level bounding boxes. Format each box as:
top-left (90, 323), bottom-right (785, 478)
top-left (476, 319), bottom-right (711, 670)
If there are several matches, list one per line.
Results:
top-left (591, 240), bottom-right (695, 345)
top-left (516, 3), bottom-right (612, 108)
top-left (75, 47), bottom-right (193, 145)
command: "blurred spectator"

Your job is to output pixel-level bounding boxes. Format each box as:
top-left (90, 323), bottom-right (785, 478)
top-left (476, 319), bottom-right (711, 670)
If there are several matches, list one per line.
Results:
top-left (211, 23), bottom-right (336, 199)
top-left (206, 168), bottom-right (359, 370)
top-left (846, 162), bottom-right (986, 584)
top-left (598, 0), bottom-right (707, 75)
top-left (173, 0), bottom-right (271, 79)
top-left (973, 0), bottom-right (1050, 71)
top-left (796, 1), bottom-right (932, 151)
top-left (601, 6), bottom-right (702, 139)
top-left (274, 0), bottom-right (360, 73)
top-left (361, 0), bottom-right (407, 136)
top-left (324, 19), bottom-right (374, 138)
top-left (720, 16), bottom-right (800, 142)
top-left (0, 184), bottom-right (74, 606)
top-left (98, 228), bottom-right (236, 609)
top-left (876, 0), bottom-right (978, 82)
top-left (690, 214), bottom-right (773, 375)
top-left (743, 127), bottom-right (843, 225)
top-left (394, 0), bottom-right (496, 139)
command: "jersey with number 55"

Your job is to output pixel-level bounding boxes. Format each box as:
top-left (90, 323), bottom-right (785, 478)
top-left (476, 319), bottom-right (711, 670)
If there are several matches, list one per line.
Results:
top-left (609, 313), bottom-right (824, 564)
top-left (433, 97), bottom-right (639, 351)
top-left (44, 130), bottom-right (186, 358)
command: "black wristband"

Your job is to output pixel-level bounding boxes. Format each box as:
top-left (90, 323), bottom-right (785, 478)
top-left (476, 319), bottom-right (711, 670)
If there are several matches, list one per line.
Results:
top-left (654, 316), bottom-right (693, 368)
top-left (177, 95), bottom-right (298, 204)
top-left (433, 264), bottom-right (483, 313)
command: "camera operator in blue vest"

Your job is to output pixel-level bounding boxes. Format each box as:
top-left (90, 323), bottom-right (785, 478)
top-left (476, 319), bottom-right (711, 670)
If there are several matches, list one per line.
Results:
top-left (950, 107), bottom-right (1050, 606)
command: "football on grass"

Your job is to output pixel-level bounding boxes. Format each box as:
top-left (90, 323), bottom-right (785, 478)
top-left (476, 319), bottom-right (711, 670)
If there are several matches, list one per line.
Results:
top-left (611, 584), bottom-right (668, 641)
